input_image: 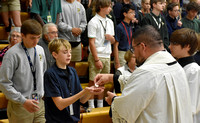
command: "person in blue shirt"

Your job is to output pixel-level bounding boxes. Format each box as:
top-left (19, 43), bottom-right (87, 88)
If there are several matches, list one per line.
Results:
top-left (113, 0), bottom-right (139, 25)
top-left (44, 38), bottom-right (104, 123)
top-left (165, 2), bottom-right (182, 38)
top-left (114, 4), bottom-right (135, 69)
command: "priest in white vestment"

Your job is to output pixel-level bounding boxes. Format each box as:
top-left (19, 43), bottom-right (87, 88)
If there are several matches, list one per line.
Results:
top-left (94, 25), bottom-right (193, 123)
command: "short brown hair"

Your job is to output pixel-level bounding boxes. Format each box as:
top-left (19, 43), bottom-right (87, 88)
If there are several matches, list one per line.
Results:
top-left (150, 0), bottom-right (165, 8)
top-left (132, 25), bottom-right (163, 49)
top-left (170, 28), bottom-right (199, 55)
top-left (186, 2), bottom-right (200, 12)
top-left (167, 2), bottom-right (179, 12)
top-left (21, 19), bottom-right (42, 35)
top-left (48, 39), bottom-right (71, 54)
top-left (95, 0), bottom-right (111, 13)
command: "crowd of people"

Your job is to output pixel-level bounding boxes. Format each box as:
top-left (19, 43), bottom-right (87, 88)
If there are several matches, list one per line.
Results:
top-left (0, 0), bottom-right (200, 122)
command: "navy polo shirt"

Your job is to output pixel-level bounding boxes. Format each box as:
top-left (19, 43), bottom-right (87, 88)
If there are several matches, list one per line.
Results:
top-left (44, 63), bottom-right (82, 123)
top-left (115, 21), bottom-right (133, 51)
top-left (165, 15), bottom-right (182, 38)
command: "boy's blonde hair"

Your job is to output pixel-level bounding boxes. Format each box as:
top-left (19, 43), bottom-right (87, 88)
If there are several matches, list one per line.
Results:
top-left (48, 39), bottom-right (71, 54)
top-left (124, 50), bottom-right (134, 63)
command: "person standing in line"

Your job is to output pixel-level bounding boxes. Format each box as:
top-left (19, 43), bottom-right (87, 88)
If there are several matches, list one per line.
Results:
top-left (114, 4), bottom-right (135, 69)
top-left (0, 19), bottom-right (47, 123)
top-left (87, 0), bottom-right (115, 108)
top-left (58, 0), bottom-right (87, 68)
top-left (38, 23), bottom-right (58, 69)
top-left (0, 27), bottom-right (22, 66)
top-left (141, 0), bottom-right (169, 50)
top-left (94, 25), bottom-right (192, 123)
top-left (114, 50), bottom-right (136, 93)
top-left (165, 3), bottom-right (182, 38)
top-left (138, 0), bottom-right (151, 26)
top-left (0, 0), bottom-right (22, 34)
top-left (44, 38), bottom-right (104, 122)
top-left (169, 28), bottom-right (200, 123)
top-left (30, 0), bottom-right (62, 26)
top-left (181, 2), bottom-right (200, 66)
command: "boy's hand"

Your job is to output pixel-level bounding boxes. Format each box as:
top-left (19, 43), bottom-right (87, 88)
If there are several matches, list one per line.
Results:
top-left (23, 99), bottom-right (40, 113)
top-left (95, 60), bottom-right (103, 69)
top-left (85, 86), bottom-right (105, 95)
top-left (132, 18), bottom-right (138, 24)
top-left (105, 34), bottom-right (115, 44)
top-left (177, 19), bottom-right (182, 27)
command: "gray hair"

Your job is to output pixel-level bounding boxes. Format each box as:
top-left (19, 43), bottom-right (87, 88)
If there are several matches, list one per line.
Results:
top-left (42, 23), bottom-right (57, 35)
top-left (8, 27), bottom-right (21, 43)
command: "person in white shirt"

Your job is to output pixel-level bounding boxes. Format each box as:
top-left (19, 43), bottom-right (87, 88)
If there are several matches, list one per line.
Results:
top-left (169, 28), bottom-right (200, 123)
top-left (114, 50), bottom-right (136, 93)
top-left (87, 0), bottom-right (115, 108)
top-left (94, 25), bottom-right (193, 123)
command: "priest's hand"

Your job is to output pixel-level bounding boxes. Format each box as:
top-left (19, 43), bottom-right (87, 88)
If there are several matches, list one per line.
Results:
top-left (94, 74), bottom-right (114, 86)
top-left (105, 91), bottom-right (117, 105)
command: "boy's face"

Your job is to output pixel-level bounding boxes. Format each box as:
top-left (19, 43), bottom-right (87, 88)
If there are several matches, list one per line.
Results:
top-left (169, 43), bottom-right (190, 59)
top-left (142, 0), bottom-right (150, 11)
top-left (22, 33), bottom-right (41, 48)
top-left (100, 4), bottom-right (112, 15)
top-left (153, 2), bottom-right (165, 12)
top-left (54, 45), bottom-right (71, 66)
top-left (187, 10), bottom-right (198, 20)
top-left (169, 6), bottom-right (180, 18)
top-left (124, 9), bottom-right (135, 21)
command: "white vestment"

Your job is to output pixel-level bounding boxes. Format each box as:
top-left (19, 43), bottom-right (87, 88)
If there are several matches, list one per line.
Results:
top-left (183, 62), bottom-right (200, 123)
top-left (112, 51), bottom-right (193, 123)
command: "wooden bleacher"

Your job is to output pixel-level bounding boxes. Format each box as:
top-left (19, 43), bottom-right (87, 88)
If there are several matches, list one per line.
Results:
top-left (0, 12), bottom-right (30, 41)
top-left (0, 93), bottom-right (8, 123)
top-left (80, 107), bottom-right (112, 123)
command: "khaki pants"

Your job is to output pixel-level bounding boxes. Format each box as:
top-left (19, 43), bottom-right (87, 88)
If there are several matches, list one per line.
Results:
top-left (114, 51), bottom-right (126, 67)
top-left (71, 43), bottom-right (82, 62)
top-left (7, 99), bottom-right (45, 123)
top-left (88, 53), bottom-right (110, 81)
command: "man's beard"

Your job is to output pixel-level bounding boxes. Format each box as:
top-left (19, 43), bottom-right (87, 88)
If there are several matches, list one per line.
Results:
top-left (48, 36), bottom-right (58, 42)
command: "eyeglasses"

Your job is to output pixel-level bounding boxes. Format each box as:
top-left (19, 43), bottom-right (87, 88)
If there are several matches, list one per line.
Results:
top-left (173, 10), bottom-right (180, 12)
top-left (130, 42), bottom-right (141, 53)
top-left (11, 34), bottom-right (21, 38)
top-left (128, 11), bottom-right (135, 15)
top-left (48, 31), bottom-right (58, 35)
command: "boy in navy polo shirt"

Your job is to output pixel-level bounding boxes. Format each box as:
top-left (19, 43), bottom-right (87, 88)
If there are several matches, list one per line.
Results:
top-left (44, 39), bottom-right (104, 123)
top-left (114, 4), bottom-right (135, 69)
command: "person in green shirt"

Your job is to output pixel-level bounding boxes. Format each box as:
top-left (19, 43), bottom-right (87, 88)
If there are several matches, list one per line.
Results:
top-left (30, 0), bottom-right (62, 26)
top-left (181, 2), bottom-right (200, 33)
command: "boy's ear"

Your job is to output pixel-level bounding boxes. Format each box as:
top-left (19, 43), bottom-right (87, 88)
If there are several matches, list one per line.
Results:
top-left (52, 52), bottom-right (57, 59)
top-left (152, 3), bottom-right (156, 8)
top-left (123, 12), bottom-right (127, 17)
top-left (21, 33), bottom-right (25, 38)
